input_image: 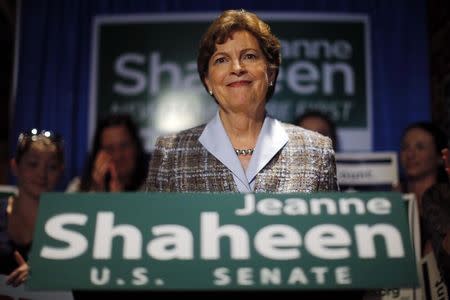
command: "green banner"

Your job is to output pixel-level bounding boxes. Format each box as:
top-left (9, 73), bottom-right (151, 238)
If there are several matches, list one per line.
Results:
top-left (90, 13), bottom-right (371, 151)
top-left (28, 192), bottom-right (417, 291)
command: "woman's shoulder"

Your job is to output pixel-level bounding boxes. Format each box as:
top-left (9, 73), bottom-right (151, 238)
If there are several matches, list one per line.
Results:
top-left (155, 124), bottom-right (206, 148)
top-left (422, 183), bottom-right (450, 212)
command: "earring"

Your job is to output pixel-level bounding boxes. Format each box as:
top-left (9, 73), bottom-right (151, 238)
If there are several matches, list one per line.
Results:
top-left (209, 90), bottom-right (213, 96)
top-left (269, 82), bottom-right (273, 86)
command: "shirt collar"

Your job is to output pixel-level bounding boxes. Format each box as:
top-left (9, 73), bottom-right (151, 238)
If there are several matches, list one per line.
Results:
top-left (199, 112), bottom-right (288, 188)
top-left (246, 116), bottom-right (288, 182)
top-left (199, 112), bottom-right (247, 185)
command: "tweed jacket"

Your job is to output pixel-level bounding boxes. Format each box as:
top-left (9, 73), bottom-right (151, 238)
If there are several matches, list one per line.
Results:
top-left (144, 122), bottom-right (337, 193)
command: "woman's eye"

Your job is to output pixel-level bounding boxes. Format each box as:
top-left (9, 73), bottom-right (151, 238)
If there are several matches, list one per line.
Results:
top-left (48, 164), bottom-right (60, 171)
top-left (416, 143), bottom-right (426, 151)
top-left (214, 57), bottom-right (226, 64)
top-left (244, 53), bottom-right (256, 60)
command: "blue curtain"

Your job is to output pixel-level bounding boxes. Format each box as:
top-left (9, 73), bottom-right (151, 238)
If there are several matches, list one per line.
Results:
top-left (11, 0), bottom-right (430, 189)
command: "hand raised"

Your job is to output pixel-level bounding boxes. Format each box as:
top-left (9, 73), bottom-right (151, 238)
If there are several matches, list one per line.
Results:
top-left (91, 150), bottom-right (113, 191)
top-left (6, 251), bottom-right (29, 287)
top-left (108, 163), bottom-right (124, 192)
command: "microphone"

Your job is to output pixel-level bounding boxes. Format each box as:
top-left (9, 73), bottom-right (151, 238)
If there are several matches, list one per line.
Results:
top-left (104, 171), bottom-right (111, 192)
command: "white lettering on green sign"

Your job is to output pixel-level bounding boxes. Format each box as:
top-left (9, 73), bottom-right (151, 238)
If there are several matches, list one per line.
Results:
top-left (112, 50), bottom-right (355, 97)
top-left (39, 195), bottom-right (404, 262)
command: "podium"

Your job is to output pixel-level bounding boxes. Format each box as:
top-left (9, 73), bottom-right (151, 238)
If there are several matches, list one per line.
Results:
top-left (19, 192), bottom-right (418, 297)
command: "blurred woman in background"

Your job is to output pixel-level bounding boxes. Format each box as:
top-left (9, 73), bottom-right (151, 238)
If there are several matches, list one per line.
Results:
top-left (397, 121), bottom-right (448, 260)
top-left (67, 113), bottom-right (149, 192)
top-left (398, 121), bottom-right (448, 208)
top-left (0, 129), bottom-right (64, 287)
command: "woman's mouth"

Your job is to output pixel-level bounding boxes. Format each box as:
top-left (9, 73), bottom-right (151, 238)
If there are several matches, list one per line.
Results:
top-left (227, 80), bottom-right (251, 87)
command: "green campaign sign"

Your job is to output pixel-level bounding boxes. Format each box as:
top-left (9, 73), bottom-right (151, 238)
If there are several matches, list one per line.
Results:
top-left (90, 13), bottom-right (371, 151)
top-left (28, 192), bottom-right (417, 291)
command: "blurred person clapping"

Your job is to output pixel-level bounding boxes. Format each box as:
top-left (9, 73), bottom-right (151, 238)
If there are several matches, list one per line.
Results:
top-left (67, 114), bottom-right (149, 192)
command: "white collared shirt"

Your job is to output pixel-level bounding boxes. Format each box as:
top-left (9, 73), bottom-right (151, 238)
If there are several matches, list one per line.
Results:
top-left (199, 112), bottom-right (288, 192)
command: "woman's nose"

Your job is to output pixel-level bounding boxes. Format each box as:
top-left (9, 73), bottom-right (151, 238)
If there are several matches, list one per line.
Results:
top-left (405, 149), bottom-right (415, 159)
top-left (37, 164), bottom-right (48, 179)
top-left (231, 59), bottom-right (245, 75)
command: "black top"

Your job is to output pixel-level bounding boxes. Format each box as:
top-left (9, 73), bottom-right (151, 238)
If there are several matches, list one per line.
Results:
top-left (422, 183), bottom-right (450, 290)
top-left (0, 197), bottom-right (32, 275)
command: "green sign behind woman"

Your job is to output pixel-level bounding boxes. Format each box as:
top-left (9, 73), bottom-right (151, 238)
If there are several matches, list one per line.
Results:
top-left (90, 13), bottom-right (371, 152)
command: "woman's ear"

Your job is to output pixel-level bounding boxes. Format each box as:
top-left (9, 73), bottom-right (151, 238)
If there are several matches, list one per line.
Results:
top-left (267, 66), bottom-right (276, 85)
top-left (204, 77), bottom-right (211, 93)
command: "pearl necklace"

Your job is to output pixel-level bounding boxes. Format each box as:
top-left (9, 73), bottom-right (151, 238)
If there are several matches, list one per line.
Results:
top-left (234, 148), bottom-right (255, 156)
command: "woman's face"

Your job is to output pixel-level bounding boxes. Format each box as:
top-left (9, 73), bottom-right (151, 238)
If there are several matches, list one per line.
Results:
top-left (204, 30), bottom-right (273, 115)
top-left (13, 144), bottom-right (63, 199)
top-left (101, 125), bottom-right (137, 181)
top-left (400, 127), bottom-right (440, 181)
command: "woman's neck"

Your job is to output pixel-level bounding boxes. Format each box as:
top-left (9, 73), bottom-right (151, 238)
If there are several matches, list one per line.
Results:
top-left (219, 110), bottom-right (265, 149)
top-left (407, 174), bottom-right (437, 214)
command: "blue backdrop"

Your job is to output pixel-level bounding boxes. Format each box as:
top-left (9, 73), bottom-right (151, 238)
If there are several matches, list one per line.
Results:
top-left (11, 0), bottom-right (430, 189)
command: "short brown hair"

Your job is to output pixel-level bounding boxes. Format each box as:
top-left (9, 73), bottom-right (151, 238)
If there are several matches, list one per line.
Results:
top-left (197, 9), bottom-right (281, 102)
